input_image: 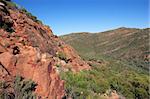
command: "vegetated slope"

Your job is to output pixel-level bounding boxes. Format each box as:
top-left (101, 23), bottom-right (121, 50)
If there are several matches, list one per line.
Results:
top-left (61, 57), bottom-right (149, 99)
top-left (61, 27), bottom-right (149, 71)
top-left (60, 27), bottom-right (150, 99)
top-left (0, 0), bottom-right (90, 99)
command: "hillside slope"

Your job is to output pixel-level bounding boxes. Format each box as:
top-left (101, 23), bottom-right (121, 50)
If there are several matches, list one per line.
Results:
top-left (0, 0), bottom-right (90, 98)
top-left (60, 28), bottom-right (150, 99)
top-left (61, 27), bottom-right (149, 71)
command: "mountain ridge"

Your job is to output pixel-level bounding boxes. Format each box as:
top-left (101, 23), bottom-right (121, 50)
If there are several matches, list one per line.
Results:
top-left (61, 27), bottom-right (149, 71)
top-left (62, 27), bottom-right (146, 36)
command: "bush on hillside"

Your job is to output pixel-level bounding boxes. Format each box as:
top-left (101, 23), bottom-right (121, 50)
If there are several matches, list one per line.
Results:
top-left (0, 75), bottom-right (37, 99)
top-left (0, 22), bottom-right (14, 33)
top-left (61, 59), bottom-right (149, 99)
top-left (14, 75), bottom-right (37, 99)
top-left (0, 81), bottom-right (14, 99)
top-left (21, 8), bottom-right (42, 24)
top-left (56, 52), bottom-right (68, 62)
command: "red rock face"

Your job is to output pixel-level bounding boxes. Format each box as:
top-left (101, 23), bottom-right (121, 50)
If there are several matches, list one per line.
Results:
top-left (0, 47), bottom-right (65, 98)
top-left (0, 2), bottom-right (90, 99)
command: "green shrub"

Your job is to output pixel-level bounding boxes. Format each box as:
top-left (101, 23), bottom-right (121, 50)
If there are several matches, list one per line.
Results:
top-left (0, 0), bottom-right (18, 9)
top-left (0, 22), bottom-right (14, 33)
top-left (0, 10), bottom-right (14, 33)
top-left (56, 64), bottom-right (61, 68)
top-left (56, 52), bottom-right (68, 62)
top-left (14, 75), bottom-right (37, 99)
top-left (61, 71), bottom-right (109, 98)
top-left (0, 81), bottom-right (14, 99)
top-left (20, 8), bottom-right (42, 24)
top-left (6, 1), bottom-right (18, 9)
top-left (0, 75), bottom-right (37, 99)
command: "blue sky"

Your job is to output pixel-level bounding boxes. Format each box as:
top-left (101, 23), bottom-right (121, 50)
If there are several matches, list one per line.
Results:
top-left (13, 0), bottom-right (149, 35)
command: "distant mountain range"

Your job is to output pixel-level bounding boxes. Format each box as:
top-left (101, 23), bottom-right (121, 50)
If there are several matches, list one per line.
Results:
top-left (61, 27), bottom-right (149, 71)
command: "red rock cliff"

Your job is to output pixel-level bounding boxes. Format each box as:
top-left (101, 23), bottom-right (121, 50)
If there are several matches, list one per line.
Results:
top-left (0, 1), bottom-right (90, 99)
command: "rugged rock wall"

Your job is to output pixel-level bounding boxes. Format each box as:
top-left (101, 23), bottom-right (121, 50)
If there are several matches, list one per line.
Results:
top-left (0, 1), bottom-right (90, 98)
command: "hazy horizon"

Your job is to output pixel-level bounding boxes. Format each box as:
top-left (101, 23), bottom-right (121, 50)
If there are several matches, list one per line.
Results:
top-left (13, 0), bottom-right (149, 35)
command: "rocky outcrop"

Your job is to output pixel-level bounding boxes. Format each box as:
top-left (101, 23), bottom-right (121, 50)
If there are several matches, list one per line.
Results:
top-left (100, 90), bottom-right (125, 99)
top-left (0, 1), bottom-right (90, 98)
top-left (0, 46), bottom-right (65, 98)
